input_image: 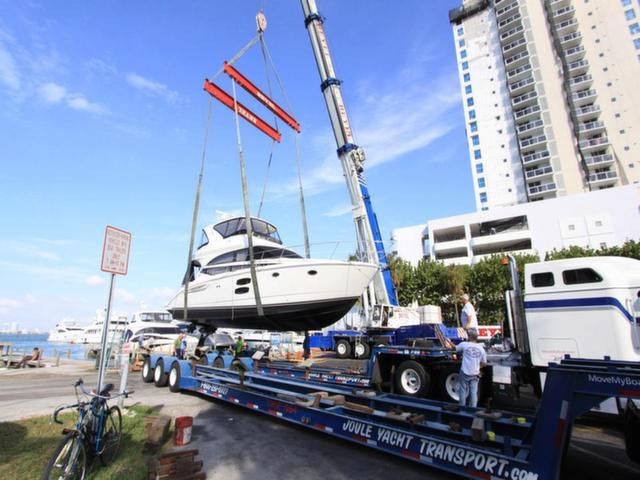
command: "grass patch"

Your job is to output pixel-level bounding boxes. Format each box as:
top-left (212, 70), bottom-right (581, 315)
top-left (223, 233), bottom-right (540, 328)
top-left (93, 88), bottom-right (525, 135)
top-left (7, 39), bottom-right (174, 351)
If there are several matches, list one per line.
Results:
top-left (0, 404), bottom-right (157, 480)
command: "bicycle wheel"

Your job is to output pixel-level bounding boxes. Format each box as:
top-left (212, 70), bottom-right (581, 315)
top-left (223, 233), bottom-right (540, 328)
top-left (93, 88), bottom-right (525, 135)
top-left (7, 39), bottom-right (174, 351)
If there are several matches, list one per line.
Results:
top-left (99, 405), bottom-right (122, 466)
top-left (42, 431), bottom-right (86, 480)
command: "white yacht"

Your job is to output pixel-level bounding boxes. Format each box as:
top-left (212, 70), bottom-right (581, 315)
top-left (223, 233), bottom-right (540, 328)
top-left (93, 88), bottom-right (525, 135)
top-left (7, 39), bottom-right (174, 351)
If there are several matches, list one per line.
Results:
top-left (166, 217), bottom-right (378, 331)
top-left (47, 320), bottom-right (85, 343)
top-left (80, 311), bottom-right (128, 344)
top-left (122, 310), bottom-right (186, 351)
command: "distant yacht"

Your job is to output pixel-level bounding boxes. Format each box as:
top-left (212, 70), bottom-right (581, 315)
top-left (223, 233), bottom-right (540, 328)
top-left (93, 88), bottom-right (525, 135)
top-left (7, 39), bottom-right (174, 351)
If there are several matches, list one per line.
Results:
top-left (122, 310), bottom-right (187, 352)
top-left (47, 320), bottom-right (85, 343)
top-left (80, 311), bottom-right (128, 344)
top-left (166, 217), bottom-right (378, 331)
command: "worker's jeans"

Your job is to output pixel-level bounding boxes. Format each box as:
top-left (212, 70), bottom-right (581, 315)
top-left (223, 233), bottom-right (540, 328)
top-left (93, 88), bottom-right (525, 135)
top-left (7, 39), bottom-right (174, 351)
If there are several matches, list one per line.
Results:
top-left (458, 372), bottom-right (480, 407)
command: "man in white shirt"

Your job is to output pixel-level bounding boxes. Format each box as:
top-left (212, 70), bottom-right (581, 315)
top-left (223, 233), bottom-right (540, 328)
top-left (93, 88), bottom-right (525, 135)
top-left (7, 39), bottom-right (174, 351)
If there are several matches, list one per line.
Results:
top-left (460, 294), bottom-right (478, 335)
top-left (455, 330), bottom-right (487, 407)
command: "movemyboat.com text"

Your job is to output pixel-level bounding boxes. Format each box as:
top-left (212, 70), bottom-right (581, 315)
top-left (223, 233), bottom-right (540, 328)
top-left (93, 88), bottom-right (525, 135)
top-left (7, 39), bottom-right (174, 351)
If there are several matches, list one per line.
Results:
top-left (588, 374), bottom-right (640, 388)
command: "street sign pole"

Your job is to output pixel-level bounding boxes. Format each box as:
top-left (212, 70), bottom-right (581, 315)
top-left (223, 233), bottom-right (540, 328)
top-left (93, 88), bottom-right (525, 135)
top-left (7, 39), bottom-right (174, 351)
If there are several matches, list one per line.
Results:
top-left (97, 273), bottom-right (115, 393)
top-left (97, 225), bottom-right (132, 394)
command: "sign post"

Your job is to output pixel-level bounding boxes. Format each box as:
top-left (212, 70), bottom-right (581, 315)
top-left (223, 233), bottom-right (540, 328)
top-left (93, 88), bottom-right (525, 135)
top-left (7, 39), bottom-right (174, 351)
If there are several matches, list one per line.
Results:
top-left (97, 225), bottom-right (131, 393)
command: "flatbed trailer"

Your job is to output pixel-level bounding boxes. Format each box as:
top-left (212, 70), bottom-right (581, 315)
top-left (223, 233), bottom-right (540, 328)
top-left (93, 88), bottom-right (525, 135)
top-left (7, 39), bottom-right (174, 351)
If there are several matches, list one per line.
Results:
top-left (144, 351), bottom-right (640, 480)
top-left (143, 344), bottom-right (459, 399)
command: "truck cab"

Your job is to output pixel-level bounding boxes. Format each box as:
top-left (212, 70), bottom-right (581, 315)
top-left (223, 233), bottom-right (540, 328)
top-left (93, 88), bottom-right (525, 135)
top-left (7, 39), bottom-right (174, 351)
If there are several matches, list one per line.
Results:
top-left (523, 256), bottom-right (640, 366)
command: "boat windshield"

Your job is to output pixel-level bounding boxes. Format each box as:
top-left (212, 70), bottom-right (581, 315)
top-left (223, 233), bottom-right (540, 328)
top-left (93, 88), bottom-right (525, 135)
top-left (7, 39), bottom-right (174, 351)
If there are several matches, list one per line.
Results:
top-left (137, 312), bottom-right (173, 322)
top-left (201, 246), bottom-right (302, 275)
top-left (213, 218), bottom-right (282, 244)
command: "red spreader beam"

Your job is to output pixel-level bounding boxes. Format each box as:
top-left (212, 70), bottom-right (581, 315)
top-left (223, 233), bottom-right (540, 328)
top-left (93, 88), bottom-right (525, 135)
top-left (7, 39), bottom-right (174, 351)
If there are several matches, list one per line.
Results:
top-left (203, 79), bottom-right (282, 143)
top-left (223, 62), bottom-right (301, 133)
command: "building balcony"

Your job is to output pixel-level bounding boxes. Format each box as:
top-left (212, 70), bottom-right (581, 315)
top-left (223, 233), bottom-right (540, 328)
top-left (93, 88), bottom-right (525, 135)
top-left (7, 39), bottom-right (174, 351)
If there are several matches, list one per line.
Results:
top-left (517, 118), bottom-right (545, 135)
top-left (577, 120), bottom-right (605, 137)
top-left (564, 45), bottom-right (585, 62)
top-left (433, 238), bottom-right (468, 254)
top-left (553, 5), bottom-right (575, 21)
top-left (579, 136), bottom-right (609, 151)
top-left (548, 0), bottom-right (570, 7)
top-left (525, 164), bottom-right (554, 181)
top-left (528, 182), bottom-right (557, 197)
top-left (568, 74), bottom-right (593, 91)
top-left (512, 90), bottom-right (538, 108)
top-left (574, 104), bottom-right (601, 121)
top-left (515, 104), bottom-right (541, 121)
top-left (496, 2), bottom-right (519, 20)
top-left (560, 31), bottom-right (582, 48)
top-left (588, 170), bottom-right (618, 186)
top-left (522, 149), bottom-right (551, 166)
top-left (505, 50), bottom-right (530, 69)
top-left (507, 63), bottom-right (532, 82)
top-left (470, 228), bottom-right (531, 249)
top-left (571, 89), bottom-right (597, 107)
top-left (556, 18), bottom-right (578, 34)
top-left (509, 76), bottom-right (536, 95)
top-left (584, 153), bottom-right (614, 169)
top-left (567, 59), bottom-right (589, 76)
top-left (498, 12), bottom-right (522, 33)
top-left (520, 134), bottom-right (547, 149)
top-left (500, 25), bottom-right (525, 43)
top-left (502, 37), bottom-right (528, 55)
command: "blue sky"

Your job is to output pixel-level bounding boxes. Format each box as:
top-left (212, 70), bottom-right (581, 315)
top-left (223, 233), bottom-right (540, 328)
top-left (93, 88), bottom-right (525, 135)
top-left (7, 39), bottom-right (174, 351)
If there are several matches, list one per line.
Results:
top-left (0, 0), bottom-right (474, 331)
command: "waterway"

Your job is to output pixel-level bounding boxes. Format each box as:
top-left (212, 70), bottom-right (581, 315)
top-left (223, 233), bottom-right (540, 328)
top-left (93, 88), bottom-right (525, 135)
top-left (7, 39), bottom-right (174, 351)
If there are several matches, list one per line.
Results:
top-left (0, 333), bottom-right (91, 360)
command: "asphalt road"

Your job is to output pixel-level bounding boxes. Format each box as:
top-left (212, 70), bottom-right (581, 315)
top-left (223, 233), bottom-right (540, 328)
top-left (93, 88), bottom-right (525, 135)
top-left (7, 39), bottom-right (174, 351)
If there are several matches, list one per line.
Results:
top-left (1, 361), bottom-right (639, 480)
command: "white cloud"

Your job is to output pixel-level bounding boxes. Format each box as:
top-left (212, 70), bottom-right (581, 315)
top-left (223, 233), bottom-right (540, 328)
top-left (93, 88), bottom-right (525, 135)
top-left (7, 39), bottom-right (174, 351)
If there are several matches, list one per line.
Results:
top-left (38, 82), bottom-right (66, 102)
top-left (86, 275), bottom-right (106, 287)
top-left (115, 288), bottom-right (136, 304)
top-left (0, 40), bottom-right (20, 91)
top-left (215, 209), bottom-right (243, 222)
top-left (0, 298), bottom-right (20, 309)
top-left (322, 203), bottom-right (353, 217)
top-left (37, 82), bottom-right (107, 114)
top-left (23, 294), bottom-right (38, 304)
top-left (126, 72), bottom-right (178, 103)
top-left (271, 68), bottom-right (460, 199)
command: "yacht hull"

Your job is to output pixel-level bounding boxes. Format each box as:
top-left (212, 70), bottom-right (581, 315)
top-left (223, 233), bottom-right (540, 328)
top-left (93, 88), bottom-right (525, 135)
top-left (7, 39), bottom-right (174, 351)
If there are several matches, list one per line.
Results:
top-left (166, 260), bottom-right (378, 331)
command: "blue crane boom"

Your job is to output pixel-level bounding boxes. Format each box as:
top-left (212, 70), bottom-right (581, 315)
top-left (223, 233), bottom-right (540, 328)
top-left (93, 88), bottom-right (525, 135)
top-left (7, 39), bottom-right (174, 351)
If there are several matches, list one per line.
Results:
top-left (300, 0), bottom-right (398, 308)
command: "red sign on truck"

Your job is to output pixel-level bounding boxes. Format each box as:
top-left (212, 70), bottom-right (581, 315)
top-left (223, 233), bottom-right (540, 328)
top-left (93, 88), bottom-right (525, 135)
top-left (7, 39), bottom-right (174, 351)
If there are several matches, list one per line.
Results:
top-left (100, 225), bottom-right (131, 275)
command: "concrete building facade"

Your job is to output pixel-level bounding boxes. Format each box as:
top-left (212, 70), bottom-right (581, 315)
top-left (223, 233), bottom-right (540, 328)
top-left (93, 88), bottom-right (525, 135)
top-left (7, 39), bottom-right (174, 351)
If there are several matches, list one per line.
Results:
top-left (391, 184), bottom-right (640, 266)
top-left (449, 0), bottom-right (640, 211)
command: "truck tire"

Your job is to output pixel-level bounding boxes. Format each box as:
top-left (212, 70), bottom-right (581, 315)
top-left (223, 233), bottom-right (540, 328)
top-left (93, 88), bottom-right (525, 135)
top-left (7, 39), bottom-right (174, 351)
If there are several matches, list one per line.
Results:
top-left (142, 357), bottom-right (154, 383)
top-left (154, 359), bottom-right (168, 387)
top-left (625, 402), bottom-right (640, 464)
top-left (213, 356), bottom-right (225, 369)
top-left (168, 362), bottom-right (181, 393)
top-left (354, 342), bottom-right (370, 359)
top-left (335, 339), bottom-right (352, 359)
top-left (395, 360), bottom-right (430, 397)
top-left (438, 367), bottom-right (460, 402)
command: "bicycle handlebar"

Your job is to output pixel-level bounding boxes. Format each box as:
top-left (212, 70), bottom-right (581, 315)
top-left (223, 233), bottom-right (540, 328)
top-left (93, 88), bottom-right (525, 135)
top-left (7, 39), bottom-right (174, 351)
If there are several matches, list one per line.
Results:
top-left (74, 378), bottom-right (133, 400)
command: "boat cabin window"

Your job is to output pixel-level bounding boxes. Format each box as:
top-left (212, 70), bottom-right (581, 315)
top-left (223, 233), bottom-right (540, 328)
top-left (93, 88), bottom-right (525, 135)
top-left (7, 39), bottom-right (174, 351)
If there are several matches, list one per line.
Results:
top-left (183, 261), bottom-right (201, 284)
top-left (197, 230), bottom-right (209, 250)
top-left (201, 247), bottom-right (301, 275)
top-left (562, 268), bottom-right (603, 285)
top-left (213, 218), bottom-right (282, 244)
top-left (138, 312), bottom-right (173, 322)
top-left (531, 272), bottom-right (554, 287)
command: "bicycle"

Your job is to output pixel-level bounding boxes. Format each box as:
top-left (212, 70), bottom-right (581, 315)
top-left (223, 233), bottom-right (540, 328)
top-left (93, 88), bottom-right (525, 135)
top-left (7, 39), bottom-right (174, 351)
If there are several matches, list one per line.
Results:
top-left (42, 378), bottom-right (133, 480)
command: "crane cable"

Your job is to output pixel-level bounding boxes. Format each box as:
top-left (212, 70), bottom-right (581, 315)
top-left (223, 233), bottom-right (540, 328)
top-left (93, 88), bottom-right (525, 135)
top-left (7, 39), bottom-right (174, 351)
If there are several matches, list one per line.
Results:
top-left (181, 33), bottom-right (261, 325)
top-left (258, 34), bottom-right (311, 258)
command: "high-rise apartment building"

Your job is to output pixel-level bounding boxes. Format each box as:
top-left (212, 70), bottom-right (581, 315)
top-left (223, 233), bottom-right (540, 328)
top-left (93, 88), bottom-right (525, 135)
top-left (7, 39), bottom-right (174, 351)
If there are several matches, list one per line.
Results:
top-left (449, 0), bottom-right (640, 211)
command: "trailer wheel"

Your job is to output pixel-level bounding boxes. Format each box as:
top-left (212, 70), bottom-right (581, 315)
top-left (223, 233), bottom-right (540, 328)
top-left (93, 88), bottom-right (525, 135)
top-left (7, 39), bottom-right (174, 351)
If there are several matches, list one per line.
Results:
top-left (142, 357), bottom-right (154, 383)
top-left (154, 359), bottom-right (168, 387)
top-left (335, 339), bottom-right (352, 359)
top-left (197, 355), bottom-right (209, 366)
top-left (439, 367), bottom-right (460, 402)
top-left (395, 360), bottom-right (430, 397)
top-left (213, 356), bottom-right (225, 369)
top-left (354, 342), bottom-right (370, 359)
top-left (625, 401), bottom-right (640, 464)
top-left (168, 362), bottom-right (181, 393)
